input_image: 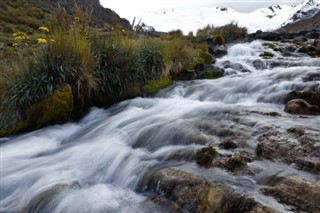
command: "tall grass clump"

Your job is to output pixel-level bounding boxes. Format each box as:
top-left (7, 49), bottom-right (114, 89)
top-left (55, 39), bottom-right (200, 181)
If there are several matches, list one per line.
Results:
top-left (134, 45), bottom-right (164, 93)
top-left (196, 22), bottom-right (247, 43)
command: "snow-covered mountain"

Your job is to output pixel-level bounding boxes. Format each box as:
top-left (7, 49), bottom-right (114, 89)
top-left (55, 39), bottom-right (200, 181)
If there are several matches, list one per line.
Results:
top-left (283, 0), bottom-right (320, 25)
top-left (123, 0), bottom-right (320, 34)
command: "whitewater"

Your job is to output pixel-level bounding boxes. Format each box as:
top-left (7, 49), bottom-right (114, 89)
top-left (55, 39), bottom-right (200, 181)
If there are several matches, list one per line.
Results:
top-left (1, 40), bottom-right (320, 212)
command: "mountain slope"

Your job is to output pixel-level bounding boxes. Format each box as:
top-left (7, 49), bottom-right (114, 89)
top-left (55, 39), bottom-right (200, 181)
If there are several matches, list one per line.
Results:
top-left (281, 11), bottom-right (320, 33)
top-left (0, 0), bottom-right (130, 39)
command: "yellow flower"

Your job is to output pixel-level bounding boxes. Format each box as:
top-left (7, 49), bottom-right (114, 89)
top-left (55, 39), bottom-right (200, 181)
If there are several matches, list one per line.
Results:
top-left (36, 38), bottom-right (47, 44)
top-left (12, 32), bottom-right (29, 40)
top-left (12, 43), bottom-right (19, 47)
top-left (38, 26), bottom-right (49, 33)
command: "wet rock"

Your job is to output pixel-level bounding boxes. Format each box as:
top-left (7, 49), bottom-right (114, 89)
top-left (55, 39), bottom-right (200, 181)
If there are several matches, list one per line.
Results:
top-left (293, 35), bottom-right (308, 42)
top-left (219, 138), bottom-right (238, 149)
top-left (166, 149), bottom-right (196, 161)
top-left (302, 71), bottom-right (320, 82)
top-left (306, 31), bottom-right (320, 39)
top-left (256, 130), bottom-right (320, 172)
top-left (25, 183), bottom-right (73, 212)
top-left (241, 68), bottom-right (251, 73)
top-left (284, 91), bottom-right (320, 106)
top-left (261, 177), bottom-right (320, 213)
top-left (255, 32), bottom-right (281, 41)
top-left (139, 168), bottom-right (259, 213)
top-left (212, 45), bottom-right (228, 58)
top-left (284, 99), bottom-right (320, 115)
top-left (252, 59), bottom-right (266, 70)
top-left (249, 206), bottom-right (280, 213)
top-left (195, 147), bottom-right (218, 166)
top-left (198, 65), bottom-right (224, 79)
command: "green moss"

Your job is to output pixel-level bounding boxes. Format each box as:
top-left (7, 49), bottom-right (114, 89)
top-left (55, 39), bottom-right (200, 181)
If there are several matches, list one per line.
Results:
top-left (213, 34), bottom-right (225, 45)
top-left (26, 84), bottom-right (74, 129)
top-left (262, 42), bottom-right (277, 50)
top-left (199, 50), bottom-right (213, 64)
top-left (225, 156), bottom-right (246, 171)
top-left (259, 51), bottom-right (274, 58)
top-left (195, 147), bottom-right (218, 166)
top-left (144, 79), bottom-right (173, 96)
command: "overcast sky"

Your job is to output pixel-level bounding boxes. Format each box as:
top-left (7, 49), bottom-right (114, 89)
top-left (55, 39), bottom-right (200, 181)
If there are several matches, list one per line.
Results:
top-left (100, 0), bottom-right (304, 14)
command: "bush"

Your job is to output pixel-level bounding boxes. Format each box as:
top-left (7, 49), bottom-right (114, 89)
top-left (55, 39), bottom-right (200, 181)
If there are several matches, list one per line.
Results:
top-left (135, 45), bottom-right (164, 93)
top-left (196, 23), bottom-right (247, 44)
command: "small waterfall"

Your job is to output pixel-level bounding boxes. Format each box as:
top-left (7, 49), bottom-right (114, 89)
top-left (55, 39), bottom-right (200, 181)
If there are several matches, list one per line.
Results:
top-left (1, 41), bottom-right (319, 213)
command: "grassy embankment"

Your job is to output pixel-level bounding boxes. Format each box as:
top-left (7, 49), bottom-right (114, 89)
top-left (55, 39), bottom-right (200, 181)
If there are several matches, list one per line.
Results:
top-left (0, 2), bottom-right (247, 136)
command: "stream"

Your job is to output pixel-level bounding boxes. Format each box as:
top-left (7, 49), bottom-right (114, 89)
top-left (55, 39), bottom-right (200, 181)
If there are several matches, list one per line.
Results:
top-left (1, 40), bottom-right (320, 213)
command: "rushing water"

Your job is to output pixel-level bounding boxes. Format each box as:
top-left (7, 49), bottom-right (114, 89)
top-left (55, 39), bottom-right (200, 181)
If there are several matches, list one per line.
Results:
top-left (1, 41), bottom-right (320, 212)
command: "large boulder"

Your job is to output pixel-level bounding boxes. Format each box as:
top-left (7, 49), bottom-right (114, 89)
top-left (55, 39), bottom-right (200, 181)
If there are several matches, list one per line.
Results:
top-left (261, 177), bottom-right (320, 213)
top-left (138, 168), bottom-right (276, 213)
top-left (284, 99), bottom-right (320, 115)
top-left (256, 130), bottom-right (320, 172)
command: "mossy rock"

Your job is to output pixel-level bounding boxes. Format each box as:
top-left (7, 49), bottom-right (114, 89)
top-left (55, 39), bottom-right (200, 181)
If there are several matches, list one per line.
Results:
top-left (195, 146), bottom-right (218, 166)
top-left (26, 84), bottom-right (74, 129)
top-left (262, 42), bottom-right (277, 50)
top-left (225, 156), bottom-right (247, 171)
top-left (259, 51), bottom-right (274, 58)
top-left (144, 79), bottom-right (173, 96)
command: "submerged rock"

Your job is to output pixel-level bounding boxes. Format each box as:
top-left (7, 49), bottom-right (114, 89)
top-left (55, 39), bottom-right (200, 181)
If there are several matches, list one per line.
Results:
top-left (252, 59), bottom-right (266, 70)
top-left (261, 177), bottom-right (320, 213)
top-left (139, 168), bottom-right (261, 213)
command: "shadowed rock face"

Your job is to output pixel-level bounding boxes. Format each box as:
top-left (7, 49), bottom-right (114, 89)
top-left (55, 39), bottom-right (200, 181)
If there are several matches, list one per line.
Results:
top-left (45, 0), bottom-right (131, 29)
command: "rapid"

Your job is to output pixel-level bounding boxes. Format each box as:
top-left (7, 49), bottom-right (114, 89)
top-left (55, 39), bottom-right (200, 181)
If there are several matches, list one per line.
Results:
top-left (1, 40), bottom-right (319, 212)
